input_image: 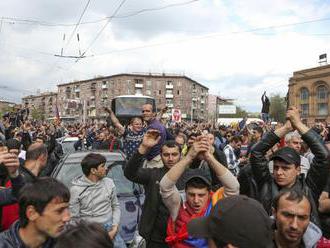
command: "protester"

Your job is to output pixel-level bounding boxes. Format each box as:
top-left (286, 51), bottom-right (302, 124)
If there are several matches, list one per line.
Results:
top-left (124, 133), bottom-right (181, 248)
top-left (223, 136), bottom-right (245, 176)
top-left (273, 189), bottom-right (322, 248)
top-left (261, 91), bottom-right (270, 123)
top-left (250, 106), bottom-right (329, 227)
top-left (160, 135), bottom-right (239, 247)
top-left (0, 178), bottom-right (71, 247)
top-left (142, 103), bottom-right (167, 168)
top-left (19, 143), bottom-right (48, 183)
top-left (105, 107), bottom-right (146, 159)
top-left (69, 153), bottom-right (124, 247)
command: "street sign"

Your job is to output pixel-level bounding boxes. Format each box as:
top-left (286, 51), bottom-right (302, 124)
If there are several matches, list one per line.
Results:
top-left (219, 105), bottom-right (236, 114)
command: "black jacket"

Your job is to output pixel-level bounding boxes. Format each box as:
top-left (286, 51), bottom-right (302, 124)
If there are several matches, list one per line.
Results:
top-left (0, 221), bottom-right (55, 248)
top-left (124, 151), bottom-right (170, 244)
top-left (250, 129), bottom-right (329, 226)
top-left (0, 175), bottom-right (24, 207)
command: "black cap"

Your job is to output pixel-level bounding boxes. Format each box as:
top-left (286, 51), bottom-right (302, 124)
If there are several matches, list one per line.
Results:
top-left (183, 169), bottom-right (211, 187)
top-left (188, 195), bottom-right (273, 248)
top-left (270, 146), bottom-right (301, 166)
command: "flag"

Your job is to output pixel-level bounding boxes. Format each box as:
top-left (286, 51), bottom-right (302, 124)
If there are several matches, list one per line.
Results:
top-left (54, 98), bottom-right (60, 121)
top-left (319, 54), bottom-right (327, 60)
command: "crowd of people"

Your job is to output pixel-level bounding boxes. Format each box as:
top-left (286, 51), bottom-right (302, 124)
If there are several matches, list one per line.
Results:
top-left (0, 102), bottom-right (329, 248)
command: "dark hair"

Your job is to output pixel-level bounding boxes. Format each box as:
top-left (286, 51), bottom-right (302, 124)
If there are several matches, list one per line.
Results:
top-left (273, 189), bottom-right (311, 212)
top-left (81, 153), bottom-right (107, 177)
top-left (161, 140), bottom-right (182, 154)
top-left (185, 177), bottom-right (211, 191)
top-left (19, 177), bottom-right (70, 227)
top-left (5, 138), bottom-right (21, 151)
top-left (56, 221), bottom-right (113, 248)
top-left (26, 143), bottom-right (48, 161)
top-left (229, 135), bottom-right (242, 143)
top-left (253, 126), bottom-right (264, 136)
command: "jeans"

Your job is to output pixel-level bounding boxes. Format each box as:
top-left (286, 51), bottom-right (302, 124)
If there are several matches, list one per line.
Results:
top-left (104, 222), bottom-right (127, 248)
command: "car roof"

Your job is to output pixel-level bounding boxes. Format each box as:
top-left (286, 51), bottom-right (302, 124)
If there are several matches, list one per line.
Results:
top-left (63, 150), bottom-right (125, 164)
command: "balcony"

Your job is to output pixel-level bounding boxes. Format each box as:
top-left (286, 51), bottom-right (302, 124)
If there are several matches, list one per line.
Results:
top-left (135, 83), bottom-right (143, 88)
top-left (74, 88), bottom-right (80, 92)
top-left (90, 84), bottom-right (97, 91)
top-left (192, 97), bottom-right (197, 101)
top-left (166, 103), bottom-right (174, 108)
top-left (90, 95), bottom-right (95, 100)
top-left (102, 84), bottom-right (107, 89)
top-left (166, 84), bottom-right (173, 89)
top-left (201, 100), bottom-right (205, 104)
top-left (166, 94), bottom-right (173, 98)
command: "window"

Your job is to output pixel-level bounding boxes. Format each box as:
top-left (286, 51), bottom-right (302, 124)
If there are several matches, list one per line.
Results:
top-left (177, 81), bottom-right (181, 87)
top-left (300, 104), bottom-right (309, 117)
top-left (146, 89), bottom-right (151, 95)
top-left (166, 89), bottom-right (173, 95)
top-left (300, 88), bottom-right (309, 101)
top-left (177, 90), bottom-right (180, 95)
top-left (159, 90), bottom-right (162, 95)
top-left (146, 81), bottom-right (152, 87)
top-left (167, 81), bottom-right (173, 85)
top-left (136, 89), bottom-right (142, 95)
top-left (75, 92), bottom-right (80, 98)
top-left (318, 103), bottom-right (328, 116)
top-left (317, 85), bottom-right (328, 100)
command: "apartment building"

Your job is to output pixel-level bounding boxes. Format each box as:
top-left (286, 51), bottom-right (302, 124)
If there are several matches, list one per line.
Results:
top-left (22, 92), bottom-right (58, 119)
top-left (56, 73), bottom-right (209, 121)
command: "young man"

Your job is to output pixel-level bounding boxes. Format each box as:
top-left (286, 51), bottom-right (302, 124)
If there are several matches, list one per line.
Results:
top-left (69, 153), bottom-right (124, 247)
top-left (273, 190), bottom-right (321, 248)
top-left (160, 135), bottom-right (239, 247)
top-left (124, 132), bottom-right (182, 248)
top-left (0, 178), bottom-right (71, 248)
top-left (250, 106), bottom-right (329, 226)
top-left (187, 195), bottom-right (273, 248)
top-left (223, 136), bottom-right (245, 176)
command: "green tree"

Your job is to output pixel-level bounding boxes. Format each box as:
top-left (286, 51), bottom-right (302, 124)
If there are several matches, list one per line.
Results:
top-left (31, 107), bottom-right (45, 121)
top-left (269, 94), bottom-right (286, 123)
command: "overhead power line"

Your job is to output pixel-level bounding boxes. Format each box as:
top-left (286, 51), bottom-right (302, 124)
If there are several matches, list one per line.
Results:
top-left (0, 0), bottom-right (199, 27)
top-left (76, 0), bottom-right (127, 62)
top-left (91, 16), bottom-right (330, 57)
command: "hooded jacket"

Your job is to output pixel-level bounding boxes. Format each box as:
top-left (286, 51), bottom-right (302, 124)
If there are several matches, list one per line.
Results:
top-left (69, 175), bottom-right (120, 226)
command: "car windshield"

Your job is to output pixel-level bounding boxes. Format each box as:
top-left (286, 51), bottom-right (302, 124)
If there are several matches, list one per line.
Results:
top-left (55, 152), bottom-right (135, 196)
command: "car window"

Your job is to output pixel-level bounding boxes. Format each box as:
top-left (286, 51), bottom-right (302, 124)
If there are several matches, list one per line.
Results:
top-left (56, 161), bottom-right (136, 196)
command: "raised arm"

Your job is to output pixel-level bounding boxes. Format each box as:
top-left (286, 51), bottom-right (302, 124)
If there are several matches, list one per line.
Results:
top-left (104, 107), bottom-right (125, 135)
top-left (287, 106), bottom-right (330, 201)
top-left (250, 121), bottom-right (292, 188)
top-left (124, 130), bottom-right (160, 184)
top-left (160, 137), bottom-right (209, 220)
top-left (203, 150), bottom-right (239, 197)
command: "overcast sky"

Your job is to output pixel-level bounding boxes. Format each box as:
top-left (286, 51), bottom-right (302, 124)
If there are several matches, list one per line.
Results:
top-left (0, 0), bottom-right (330, 112)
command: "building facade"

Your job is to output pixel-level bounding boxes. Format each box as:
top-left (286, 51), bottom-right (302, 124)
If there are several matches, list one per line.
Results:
top-left (0, 100), bottom-right (15, 114)
top-left (207, 94), bottom-right (231, 123)
top-left (22, 92), bottom-right (58, 119)
top-left (288, 64), bottom-right (330, 125)
top-left (56, 73), bottom-right (209, 121)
